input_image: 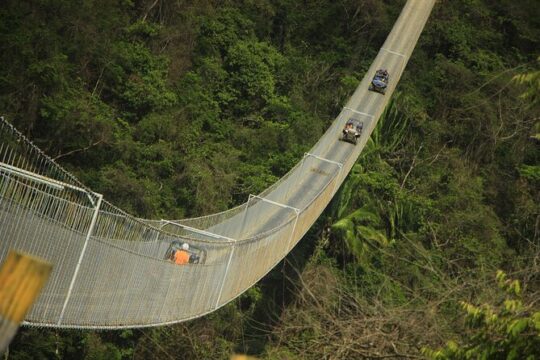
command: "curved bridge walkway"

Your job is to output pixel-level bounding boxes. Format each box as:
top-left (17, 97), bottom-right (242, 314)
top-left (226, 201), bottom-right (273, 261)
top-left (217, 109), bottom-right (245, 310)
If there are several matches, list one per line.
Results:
top-left (0, 0), bottom-right (435, 329)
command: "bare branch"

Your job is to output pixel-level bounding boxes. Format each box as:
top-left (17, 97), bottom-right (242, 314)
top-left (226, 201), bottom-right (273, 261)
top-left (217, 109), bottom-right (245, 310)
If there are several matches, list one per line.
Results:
top-left (53, 139), bottom-right (103, 161)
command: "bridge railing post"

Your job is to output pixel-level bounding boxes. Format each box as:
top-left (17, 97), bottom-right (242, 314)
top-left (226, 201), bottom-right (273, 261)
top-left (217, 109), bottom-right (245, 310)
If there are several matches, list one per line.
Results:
top-left (331, 163), bottom-right (344, 196)
top-left (286, 208), bottom-right (301, 252)
top-left (215, 242), bottom-right (236, 309)
top-left (214, 202), bottom-right (249, 309)
top-left (57, 193), bottom-right (103, 326)
top-left (247, 195), bottom-right (300, 253)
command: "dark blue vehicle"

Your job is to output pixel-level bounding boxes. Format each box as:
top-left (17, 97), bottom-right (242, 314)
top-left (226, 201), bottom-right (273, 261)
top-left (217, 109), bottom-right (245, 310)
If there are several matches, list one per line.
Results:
top-left (369, 69), bottom-right (389, 94)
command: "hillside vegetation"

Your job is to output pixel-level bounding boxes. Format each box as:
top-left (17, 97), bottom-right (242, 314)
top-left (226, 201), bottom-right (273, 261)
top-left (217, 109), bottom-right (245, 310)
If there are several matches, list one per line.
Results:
top-left (1, 0), bottom-right (538, 358)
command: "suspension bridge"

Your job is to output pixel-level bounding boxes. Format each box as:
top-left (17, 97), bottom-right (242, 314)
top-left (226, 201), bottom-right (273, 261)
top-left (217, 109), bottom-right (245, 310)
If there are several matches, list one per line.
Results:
top-left (0, 0), bottom-right (436, 329)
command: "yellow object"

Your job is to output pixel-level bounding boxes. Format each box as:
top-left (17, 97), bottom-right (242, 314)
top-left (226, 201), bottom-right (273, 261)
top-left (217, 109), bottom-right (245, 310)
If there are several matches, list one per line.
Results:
top-left (0, 251), bottom-right (52, 353)
top-left (0, 251), bottom-right (52, 322)
top-left (231, 355), bottom-right (259, 360)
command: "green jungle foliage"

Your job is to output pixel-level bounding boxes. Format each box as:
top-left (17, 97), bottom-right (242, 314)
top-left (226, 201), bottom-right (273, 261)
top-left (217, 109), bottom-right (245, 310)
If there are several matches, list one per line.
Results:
top-left (1, 0), bottom-right (538, 358)
top-left (422, 271), bottom-right (540, 360)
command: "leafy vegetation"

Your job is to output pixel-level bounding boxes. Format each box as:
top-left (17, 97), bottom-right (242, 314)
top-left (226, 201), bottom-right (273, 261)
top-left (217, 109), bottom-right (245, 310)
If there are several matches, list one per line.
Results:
top-left (1, 0), bottom-right (538, 358)
top-left (422, 271), bottom-right (540, 360)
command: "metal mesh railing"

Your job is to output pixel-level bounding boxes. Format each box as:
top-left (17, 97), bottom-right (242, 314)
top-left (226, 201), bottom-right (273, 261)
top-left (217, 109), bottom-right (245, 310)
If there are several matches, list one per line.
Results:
top-left (0, 0), bottom-right (435, 329)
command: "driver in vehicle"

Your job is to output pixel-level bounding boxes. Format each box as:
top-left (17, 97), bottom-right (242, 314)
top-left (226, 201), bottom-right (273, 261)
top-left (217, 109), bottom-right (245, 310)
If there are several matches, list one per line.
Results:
top-left (174, 243), bottom-right (191, 265)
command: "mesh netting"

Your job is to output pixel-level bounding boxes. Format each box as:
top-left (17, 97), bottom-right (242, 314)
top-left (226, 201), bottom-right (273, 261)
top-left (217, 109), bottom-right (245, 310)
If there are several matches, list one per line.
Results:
top-left (0, 0), bottom-right (435, 328)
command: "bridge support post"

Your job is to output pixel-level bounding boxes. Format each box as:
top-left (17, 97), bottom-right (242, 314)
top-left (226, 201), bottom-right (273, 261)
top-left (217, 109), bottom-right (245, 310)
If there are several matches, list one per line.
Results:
top-left (332, 164), bottom-right (344, 196)
top-left (215, 243), bottom-right (236, 309)
top-left (214, 205), bottom-right (248, 309)
top-left (247, 195), bottom-right (300, 253)
top-left (57, 193), bottom-right (103, 326)
top-left (153, 219), bottom-right (165, 242)
top-left (287, 210), bottom-right (300, 252)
